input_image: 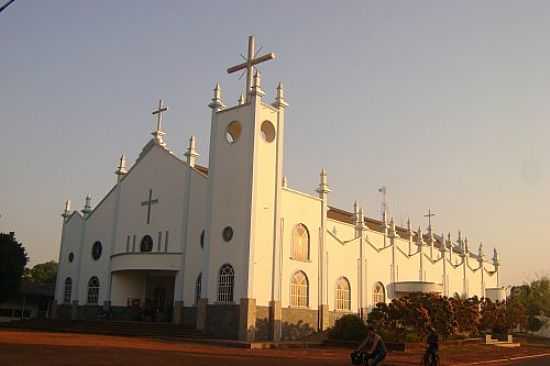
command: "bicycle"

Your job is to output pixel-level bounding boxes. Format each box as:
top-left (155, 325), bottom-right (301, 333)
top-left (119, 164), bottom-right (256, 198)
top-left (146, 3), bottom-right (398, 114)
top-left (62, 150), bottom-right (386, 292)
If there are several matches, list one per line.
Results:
top-left (421, 349), bottom-right (440, 366)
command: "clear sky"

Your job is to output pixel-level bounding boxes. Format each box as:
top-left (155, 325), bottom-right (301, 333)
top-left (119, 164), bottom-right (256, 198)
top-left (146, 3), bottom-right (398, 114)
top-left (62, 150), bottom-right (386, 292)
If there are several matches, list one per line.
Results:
top-left (1, 1), bottom-right (549, 286)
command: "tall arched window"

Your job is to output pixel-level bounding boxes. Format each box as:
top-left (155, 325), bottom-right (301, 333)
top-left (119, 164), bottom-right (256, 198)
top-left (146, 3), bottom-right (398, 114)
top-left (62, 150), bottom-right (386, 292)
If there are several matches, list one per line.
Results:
top-left (291, 224), bottom-right (310, 261)
top-left (372, 282), bottom-right (385, 306)
top-left (217, 264), bottom-right (234, 303)
top-left (63, 277), bottom-right (72, 304)
top-left (195, 273), bottom-right (202, 305)
top-left (335, 277), bottom-right (351, 311)
top-left (87, 276), bottom-right (100, 304)
top-left (290, 271), bottom-right (309, 307)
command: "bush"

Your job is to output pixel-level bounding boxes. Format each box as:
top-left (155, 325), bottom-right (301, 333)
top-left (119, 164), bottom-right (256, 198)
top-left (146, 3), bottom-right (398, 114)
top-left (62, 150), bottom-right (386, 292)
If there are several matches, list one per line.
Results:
top-left (328, 314), bottom-right (367, 341)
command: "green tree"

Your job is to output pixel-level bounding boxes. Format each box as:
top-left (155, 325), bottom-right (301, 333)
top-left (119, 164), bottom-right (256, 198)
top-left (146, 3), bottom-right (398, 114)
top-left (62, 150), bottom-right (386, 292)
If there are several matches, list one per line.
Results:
top-left (513, 277), bottom-right (550, 332)
top-left (0, 232), bottom-right (29, 302)
top-left (26, 261), bottom-right (58, 284)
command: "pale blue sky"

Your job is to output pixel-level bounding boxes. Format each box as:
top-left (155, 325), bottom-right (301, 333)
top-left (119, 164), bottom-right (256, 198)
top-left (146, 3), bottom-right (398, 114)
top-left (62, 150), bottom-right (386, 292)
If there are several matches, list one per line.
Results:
top-left (1, 1), bottom-right (549, 285)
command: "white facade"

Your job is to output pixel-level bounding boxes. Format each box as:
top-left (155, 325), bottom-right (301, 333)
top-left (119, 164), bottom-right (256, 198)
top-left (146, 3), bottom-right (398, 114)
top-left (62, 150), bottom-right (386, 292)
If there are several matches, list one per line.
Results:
top-left (54, 37), bottom-right (502, 340)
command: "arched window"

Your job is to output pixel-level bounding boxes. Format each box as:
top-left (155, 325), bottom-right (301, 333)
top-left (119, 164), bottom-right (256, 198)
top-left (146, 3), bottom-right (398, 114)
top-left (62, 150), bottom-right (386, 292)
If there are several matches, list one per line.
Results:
top-left (140, 235), bottom-right (153, 252)
top-left (63, 277), bottom-right (72, 304)
top-left (290, 271), bottom-right (309, 307)
top-left (372, 282), bottom-right (385, 306)
top-left (335, 277), bottom-right (351, 311)
top-left (217, 264), bottom-right (234, 303)
top-left (291, 224), bottom-right (310, 261)
top-left (195, 273), bottom-right (202, 305)
top-left (87, 276), bottom-right (100, 304)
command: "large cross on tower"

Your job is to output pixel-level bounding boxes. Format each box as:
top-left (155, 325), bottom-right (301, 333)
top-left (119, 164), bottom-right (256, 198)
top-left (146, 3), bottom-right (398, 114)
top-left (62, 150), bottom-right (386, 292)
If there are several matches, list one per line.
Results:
top-left (424, 208), bottom-right (436, 230)
top-left (141, 189), bottom-right (159, 224)
top-left (152, 99), bottom-right (168, 145)
top-left (227, 35), bottom-right (276, 102)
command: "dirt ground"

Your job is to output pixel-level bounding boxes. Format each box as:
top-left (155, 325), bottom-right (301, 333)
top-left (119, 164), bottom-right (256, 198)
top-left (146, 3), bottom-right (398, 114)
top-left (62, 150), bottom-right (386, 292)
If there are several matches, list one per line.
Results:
top-left (0, 329), bottom-right (549, 366)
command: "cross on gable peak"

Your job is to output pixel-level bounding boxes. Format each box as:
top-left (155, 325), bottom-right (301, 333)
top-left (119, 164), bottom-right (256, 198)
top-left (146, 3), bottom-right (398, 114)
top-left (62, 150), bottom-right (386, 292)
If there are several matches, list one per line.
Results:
top-left (227, 35), bottom-right (276, 103)
top-left (151, 99), bottom-right (168, 146)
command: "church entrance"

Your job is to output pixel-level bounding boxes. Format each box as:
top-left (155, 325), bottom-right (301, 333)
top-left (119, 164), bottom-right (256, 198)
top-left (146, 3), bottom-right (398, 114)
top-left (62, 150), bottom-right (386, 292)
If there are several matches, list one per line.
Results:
top-left (111, 270), bottom-right (176, 322)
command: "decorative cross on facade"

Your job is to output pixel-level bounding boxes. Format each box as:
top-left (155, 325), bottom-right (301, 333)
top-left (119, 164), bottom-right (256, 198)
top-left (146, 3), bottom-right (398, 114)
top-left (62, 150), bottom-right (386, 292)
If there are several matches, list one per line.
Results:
top-left (424, 208), bottom-right (436, 229)
top-left (152, 99), bottom-right (168, 145)
top-left (227, 35), bottom-right (276, 102)
top-left (141, 189), bottom-right (159, 224)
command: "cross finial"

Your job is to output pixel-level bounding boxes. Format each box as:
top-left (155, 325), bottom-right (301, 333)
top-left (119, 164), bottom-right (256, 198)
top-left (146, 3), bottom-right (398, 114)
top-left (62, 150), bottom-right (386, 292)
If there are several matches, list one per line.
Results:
top-left (152, 99), bottom-right (168, 146)
top-left (227, 35), bottom-right (276, 103)
top-left (62, 200), bottom-right (71, 219)
top-left (424, 208), bottom-right (436, 230)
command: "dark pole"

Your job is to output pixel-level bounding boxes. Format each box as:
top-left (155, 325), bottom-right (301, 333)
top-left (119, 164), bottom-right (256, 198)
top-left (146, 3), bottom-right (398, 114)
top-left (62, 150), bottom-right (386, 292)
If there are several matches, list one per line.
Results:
top-left (0, 0), bottom-right (16, 14)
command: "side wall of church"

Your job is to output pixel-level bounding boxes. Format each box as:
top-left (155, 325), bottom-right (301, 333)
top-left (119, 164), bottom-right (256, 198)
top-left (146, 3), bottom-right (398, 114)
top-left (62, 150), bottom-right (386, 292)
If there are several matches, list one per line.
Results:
top-left (78, 187), bottom-right (117, 305)
top-left (182, 169), bottom-right (208, 306)
top-left (55, 214), bottom-right (83, 303)
top-left (325, 220), bottom-right (359, 313)
top-left (280, 189), bottom-right (322, 309)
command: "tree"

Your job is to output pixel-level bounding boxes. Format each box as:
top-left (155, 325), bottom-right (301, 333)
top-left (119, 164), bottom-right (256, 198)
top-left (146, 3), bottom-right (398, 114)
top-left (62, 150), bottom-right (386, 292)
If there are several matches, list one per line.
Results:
top-left (512, 277), bottom-right (550, 332)
top-left (0, 232), bottom-right (28, 302)
top-left (25, 261), bottom-right (58, 284)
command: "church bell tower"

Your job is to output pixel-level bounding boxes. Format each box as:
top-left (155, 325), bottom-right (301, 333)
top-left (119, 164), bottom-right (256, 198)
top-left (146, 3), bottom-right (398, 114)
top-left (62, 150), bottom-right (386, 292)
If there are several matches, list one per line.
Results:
top-left (200, 35), bottom-right (287, 341)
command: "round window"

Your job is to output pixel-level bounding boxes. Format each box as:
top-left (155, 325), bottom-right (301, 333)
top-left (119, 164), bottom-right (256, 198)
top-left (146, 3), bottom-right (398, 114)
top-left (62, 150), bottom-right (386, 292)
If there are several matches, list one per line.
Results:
top-left (200, 230), bottom-right (205, 249)
top-left (91, 241), bottom-right (102, 260)
top-left (260, 121), bottom-right (276, 142)
top-left (68, 252), bottom-right (74, 263)
top-left (140, 235), bottom-right (153, 252)
top-left (222, 226), bottom-right (234, 242)
top-left (225, 121), bottom-right (242, 144)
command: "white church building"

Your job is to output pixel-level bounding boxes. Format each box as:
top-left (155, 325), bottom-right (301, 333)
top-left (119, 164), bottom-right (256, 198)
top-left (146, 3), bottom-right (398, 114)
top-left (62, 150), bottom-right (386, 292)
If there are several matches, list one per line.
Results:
top-left (53, 36), bottom-right (504, 341)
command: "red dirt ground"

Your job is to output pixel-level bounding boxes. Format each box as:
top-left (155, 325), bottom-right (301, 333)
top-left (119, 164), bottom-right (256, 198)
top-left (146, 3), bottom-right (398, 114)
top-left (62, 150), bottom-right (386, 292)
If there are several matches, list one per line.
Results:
top-left (0, 329), bottom-right (548, 366)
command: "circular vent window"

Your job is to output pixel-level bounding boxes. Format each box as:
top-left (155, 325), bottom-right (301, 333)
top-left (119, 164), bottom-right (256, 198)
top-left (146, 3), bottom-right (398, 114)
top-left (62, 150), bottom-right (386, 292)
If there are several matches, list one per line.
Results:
top-left (225, 121), bottom-right (242, 144)
top-left (222, 226), bottom-right (234, 242)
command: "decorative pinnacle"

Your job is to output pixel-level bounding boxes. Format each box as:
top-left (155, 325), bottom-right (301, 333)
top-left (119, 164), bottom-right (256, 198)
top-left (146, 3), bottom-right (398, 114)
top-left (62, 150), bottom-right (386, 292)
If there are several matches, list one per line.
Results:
top-left (316, 168), bottom-right (331, 195)
top-left (407, 218), bottom-right (411, 232)
top-left (238, 92), bottom-right (245, 105)
top-left (273, 82), bottom-right (288, 109)
top-left (389, 217), bottom-right (397, 237)
top-left (417, 226), bottom-right (423, 244)
top-left (82, 195), bottom-right (92, 215)
top-left (493, 248), bottom-right (499, 265)
top-left (115, 153), bottom-right (127, 177)
top-left (185, 136), bottom-right (199, 167)
top-left (440, 232), bottom-right (446, 252)
top-left (464, 237), bottom-right (469, 253)
top-left (478, 242), bottom-right (485, 260)
top-left (250, 70), bottom-right (265, 97)
top-left (208, 82), bottom-right (225, 110)
top-left (62, 200), bottom-right (71, 219)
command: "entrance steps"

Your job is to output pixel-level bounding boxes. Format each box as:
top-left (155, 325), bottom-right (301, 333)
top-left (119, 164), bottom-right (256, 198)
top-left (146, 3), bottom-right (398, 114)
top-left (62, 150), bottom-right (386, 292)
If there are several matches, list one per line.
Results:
top-left (0, 319), bottom-right (205, 339)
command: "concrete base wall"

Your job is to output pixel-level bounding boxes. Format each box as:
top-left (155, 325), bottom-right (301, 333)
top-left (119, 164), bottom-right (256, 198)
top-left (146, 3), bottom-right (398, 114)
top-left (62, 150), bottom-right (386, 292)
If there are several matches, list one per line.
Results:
top-left (281, 307), bottom-right (318, 340)
top-left (205, 304), bottom-right (240, 339)
top-left (255, 306), bottom-right (270, 341)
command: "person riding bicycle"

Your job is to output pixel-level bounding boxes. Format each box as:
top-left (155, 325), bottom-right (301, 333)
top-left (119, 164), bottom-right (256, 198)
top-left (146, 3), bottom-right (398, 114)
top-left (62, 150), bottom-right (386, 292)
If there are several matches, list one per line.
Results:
top-left (424, 327), bottom-right (439, 366)
top-left (355, 326), bottom-right (387, 365)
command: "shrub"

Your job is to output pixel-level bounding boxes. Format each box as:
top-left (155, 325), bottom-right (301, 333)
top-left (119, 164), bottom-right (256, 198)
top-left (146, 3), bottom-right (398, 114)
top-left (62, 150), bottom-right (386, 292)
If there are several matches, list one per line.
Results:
top-left (328, 314), bottom-right (367, 341)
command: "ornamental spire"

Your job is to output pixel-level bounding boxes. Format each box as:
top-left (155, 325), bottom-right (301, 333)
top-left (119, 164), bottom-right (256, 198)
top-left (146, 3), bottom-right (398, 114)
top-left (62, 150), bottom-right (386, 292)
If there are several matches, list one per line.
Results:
top-left (115, 153), bottom-right (127, 183)
top-left (185, 136), bottom-right (199, 168)
top-left (272, 82), bottom-right (288, 109)
top-left (208, 82), bottom-right (225, 111)
top-left (82, 195), bottom-right (92, 216)
top-left (316, 168), bottom-right (331, 196)
top-left (250, 70), bottom-right (265, 98)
